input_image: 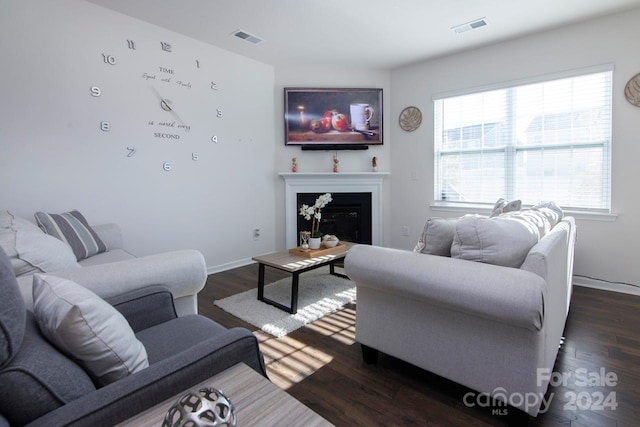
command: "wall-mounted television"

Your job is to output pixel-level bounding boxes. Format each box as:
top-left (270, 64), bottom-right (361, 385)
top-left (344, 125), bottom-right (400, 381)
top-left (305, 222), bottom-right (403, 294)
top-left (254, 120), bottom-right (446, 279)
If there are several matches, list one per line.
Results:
top-left (284, 88), bottom-right (383, 150)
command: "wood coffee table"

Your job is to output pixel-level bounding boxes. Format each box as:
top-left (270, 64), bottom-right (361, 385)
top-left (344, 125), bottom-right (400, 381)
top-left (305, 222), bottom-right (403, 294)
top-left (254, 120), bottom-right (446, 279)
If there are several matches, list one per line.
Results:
top-left (251, 242), bottom-right (355, 314)
top-left (117, 363), bottom-right (333, 426)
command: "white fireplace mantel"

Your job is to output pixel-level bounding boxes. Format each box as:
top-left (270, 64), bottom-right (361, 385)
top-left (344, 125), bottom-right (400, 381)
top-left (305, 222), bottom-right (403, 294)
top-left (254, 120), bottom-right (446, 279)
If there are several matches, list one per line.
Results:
top-left (279, 172), bottom-right (390, 248)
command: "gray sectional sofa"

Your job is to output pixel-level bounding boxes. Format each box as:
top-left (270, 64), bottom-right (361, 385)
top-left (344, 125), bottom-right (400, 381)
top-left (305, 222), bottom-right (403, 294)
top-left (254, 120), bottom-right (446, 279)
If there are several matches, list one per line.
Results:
top-left (0, 246), bottom-right (267, 426)
top-left (0, 211), bottom-right (267, 426)
top-left (345, 207), bottom-right (576, 418)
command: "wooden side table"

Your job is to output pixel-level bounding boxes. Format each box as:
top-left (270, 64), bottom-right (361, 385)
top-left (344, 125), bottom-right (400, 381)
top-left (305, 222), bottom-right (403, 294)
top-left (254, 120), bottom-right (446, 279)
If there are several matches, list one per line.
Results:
top-left (117, 363), bottom-right (333, 426)
top-left (251, 242), bottom-right (354, 314)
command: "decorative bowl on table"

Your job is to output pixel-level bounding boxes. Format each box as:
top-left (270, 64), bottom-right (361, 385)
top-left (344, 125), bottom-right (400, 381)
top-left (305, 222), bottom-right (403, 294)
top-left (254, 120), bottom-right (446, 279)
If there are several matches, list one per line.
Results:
top-left (323, 235), bottom-right (339, 248)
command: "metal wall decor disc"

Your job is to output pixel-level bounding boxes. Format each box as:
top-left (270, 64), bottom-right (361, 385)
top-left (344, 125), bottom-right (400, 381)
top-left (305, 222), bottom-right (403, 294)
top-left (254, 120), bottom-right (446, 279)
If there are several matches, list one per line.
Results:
top-left (624, 73), bottom-right (640, 107)
top-left (399, 106), bottom-right (422, 131)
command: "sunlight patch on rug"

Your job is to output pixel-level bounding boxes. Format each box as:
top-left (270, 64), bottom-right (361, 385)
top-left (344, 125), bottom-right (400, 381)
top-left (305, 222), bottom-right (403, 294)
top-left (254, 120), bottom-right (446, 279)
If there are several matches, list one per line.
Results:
top-left (214, 267), bottom-right (355, 338)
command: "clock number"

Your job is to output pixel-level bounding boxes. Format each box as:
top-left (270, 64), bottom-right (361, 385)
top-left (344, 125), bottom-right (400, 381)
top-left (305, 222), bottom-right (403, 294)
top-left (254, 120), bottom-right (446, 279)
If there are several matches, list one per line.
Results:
top-left (211, 82), bottom-right (218, 90)
top-left (192, 152), bottom-right (199, 161)
top-left (100, 121), bottom-right (110, 132)
top-left (216, 108), bottom-right (223, 118)
top-left (126, 39), bottom-right (136, 50)
top-left (90, 86), bottom-right (101, 97)
top-left (211, 135), bottom-right (218, 143)
top-left (160, 42), bottom-right (172, 52)
top-left (126, 147), bottom-right (136, 157)
top-left (101, 53), bottom-right (117, 65)
top-left (163, 162), bottom-right (172, 171)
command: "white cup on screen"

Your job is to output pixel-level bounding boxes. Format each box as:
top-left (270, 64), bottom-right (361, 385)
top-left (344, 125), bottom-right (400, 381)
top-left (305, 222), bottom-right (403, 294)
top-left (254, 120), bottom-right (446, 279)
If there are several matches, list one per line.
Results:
top-left (350, 103), bottom-right (374, 131)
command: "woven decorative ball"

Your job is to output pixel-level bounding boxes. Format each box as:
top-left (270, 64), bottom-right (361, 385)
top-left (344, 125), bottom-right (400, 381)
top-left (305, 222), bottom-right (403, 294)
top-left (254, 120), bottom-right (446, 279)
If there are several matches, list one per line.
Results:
top-left (163, 387), bottom-right (237, 427)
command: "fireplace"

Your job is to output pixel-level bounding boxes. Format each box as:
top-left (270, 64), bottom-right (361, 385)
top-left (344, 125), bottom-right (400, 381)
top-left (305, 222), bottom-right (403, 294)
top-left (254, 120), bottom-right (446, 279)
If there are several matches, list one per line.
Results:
top-left (280, 172), bottom-right (389, 248)
top-left (297, 192), bottom-right (372, 244)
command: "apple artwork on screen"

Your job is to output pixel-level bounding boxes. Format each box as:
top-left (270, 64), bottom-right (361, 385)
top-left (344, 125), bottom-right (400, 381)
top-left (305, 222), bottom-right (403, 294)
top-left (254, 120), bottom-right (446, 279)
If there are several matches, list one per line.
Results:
top-left (284, 88), bottom-right (383, 146)
top-left (310, 111), bottom-right (349, 133)
top-left (310, 117), bottom-right (331, 132)
top-left (331, 113), bottom-right (349, 131)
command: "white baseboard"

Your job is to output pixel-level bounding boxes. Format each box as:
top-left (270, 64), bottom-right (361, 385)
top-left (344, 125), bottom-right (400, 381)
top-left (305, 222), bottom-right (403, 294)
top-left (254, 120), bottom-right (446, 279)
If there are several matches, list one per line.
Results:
top-left (573, 275), bottom-right (640, 297)
top-left (207, 258), bottom-right (255, 275)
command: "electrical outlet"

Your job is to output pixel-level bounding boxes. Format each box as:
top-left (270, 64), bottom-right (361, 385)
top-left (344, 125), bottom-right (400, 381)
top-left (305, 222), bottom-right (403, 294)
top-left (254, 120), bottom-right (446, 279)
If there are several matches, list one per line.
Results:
top-left (402, 226), bottom-right (410, 236)
top-left (253, 228), bottom-right (260, 240)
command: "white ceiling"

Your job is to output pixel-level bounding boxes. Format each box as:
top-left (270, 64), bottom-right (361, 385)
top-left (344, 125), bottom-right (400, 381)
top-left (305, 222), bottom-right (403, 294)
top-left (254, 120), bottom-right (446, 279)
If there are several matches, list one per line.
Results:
top-left (87, 0), bottom-right (640, 69)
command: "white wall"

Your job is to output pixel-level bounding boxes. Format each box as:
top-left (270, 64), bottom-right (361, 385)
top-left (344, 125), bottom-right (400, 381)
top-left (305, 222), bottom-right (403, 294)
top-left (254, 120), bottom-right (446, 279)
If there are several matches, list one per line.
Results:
top-left (273, 65), bottom-right (392, 249)
top-left (0, 0), bottom-right (277, 272)
top-left (3, 0), bottom-right (637, 289)
top-left (389, 9), bottom-right (640, 288)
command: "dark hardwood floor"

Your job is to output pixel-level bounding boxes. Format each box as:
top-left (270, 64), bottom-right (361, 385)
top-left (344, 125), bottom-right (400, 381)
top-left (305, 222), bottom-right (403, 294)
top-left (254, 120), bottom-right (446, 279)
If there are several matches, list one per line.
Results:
top-left (199, 264), bottom-right (640, 426)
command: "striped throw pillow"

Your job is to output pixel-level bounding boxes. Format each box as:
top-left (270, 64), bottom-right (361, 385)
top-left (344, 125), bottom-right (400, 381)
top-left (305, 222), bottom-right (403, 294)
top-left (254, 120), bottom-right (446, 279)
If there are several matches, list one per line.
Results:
top-left (34, 210), bottom-right (107, 261)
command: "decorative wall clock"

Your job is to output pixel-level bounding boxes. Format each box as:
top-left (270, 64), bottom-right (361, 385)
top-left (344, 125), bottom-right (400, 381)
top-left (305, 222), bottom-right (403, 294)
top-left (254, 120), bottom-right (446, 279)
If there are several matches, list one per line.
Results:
top-left (399, 106), bottom-right (422, 132)
top-left (624, 73), bottom-right (640, 107)
top-left (90, 39), bottom-right (224, 171)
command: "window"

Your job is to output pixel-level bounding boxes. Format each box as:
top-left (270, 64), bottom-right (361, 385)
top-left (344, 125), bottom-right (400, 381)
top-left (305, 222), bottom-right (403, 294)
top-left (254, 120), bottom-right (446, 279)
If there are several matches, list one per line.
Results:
top-left (433, 66), bottom-right (612, 212)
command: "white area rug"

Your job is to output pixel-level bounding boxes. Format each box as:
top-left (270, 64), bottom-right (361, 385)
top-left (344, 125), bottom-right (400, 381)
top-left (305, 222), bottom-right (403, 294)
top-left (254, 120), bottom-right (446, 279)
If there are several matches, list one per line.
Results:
top-left (214, 267), bottom-right (355, 338)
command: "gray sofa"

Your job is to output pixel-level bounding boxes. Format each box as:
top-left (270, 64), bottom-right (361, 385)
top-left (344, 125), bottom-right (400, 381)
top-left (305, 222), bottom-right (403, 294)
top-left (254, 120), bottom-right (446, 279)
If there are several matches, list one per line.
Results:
top-left (345, 215), bottom-right (576, 418)
top-left (0, 245), bottom-right (267, 426)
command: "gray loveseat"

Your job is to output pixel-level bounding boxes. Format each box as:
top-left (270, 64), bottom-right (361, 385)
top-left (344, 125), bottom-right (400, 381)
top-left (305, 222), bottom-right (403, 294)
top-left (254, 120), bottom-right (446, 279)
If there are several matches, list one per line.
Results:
top-left (345, 211), bottom-right (576, 418)
top-left (0, 245), bottom-right (267, 426)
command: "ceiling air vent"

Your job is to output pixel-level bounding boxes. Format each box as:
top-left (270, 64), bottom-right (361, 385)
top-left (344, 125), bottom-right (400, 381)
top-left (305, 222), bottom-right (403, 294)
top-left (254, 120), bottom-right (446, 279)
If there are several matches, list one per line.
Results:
top-left (231, 29), bottom-right (263, 44)
top-left (452, 18), bottom-right (487, 34)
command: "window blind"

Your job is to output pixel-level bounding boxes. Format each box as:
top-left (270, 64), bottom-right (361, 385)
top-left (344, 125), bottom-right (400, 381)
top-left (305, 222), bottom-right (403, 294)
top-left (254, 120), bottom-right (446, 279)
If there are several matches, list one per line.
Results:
top-left (433, 67), bottom-right (612, 212)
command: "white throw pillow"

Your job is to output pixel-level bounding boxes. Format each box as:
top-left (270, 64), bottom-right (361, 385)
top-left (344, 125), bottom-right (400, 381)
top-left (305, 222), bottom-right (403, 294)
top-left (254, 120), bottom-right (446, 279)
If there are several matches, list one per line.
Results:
top-left (32, 274), bottom-right (149, 385)
top-left (450, 203), bottom-right (564, 268)
top-left (0, 210), bottom-right (80, 276)
top-left (414, 217), bottom-right (458, 256)
top-left (451, 214), bottom-right (539, 268)
top-left (489, 198), bottom-right (522, 217)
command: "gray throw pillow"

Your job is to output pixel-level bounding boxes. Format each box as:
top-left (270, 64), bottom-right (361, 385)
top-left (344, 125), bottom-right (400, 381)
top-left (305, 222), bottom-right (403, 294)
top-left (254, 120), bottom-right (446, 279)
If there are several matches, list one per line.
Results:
top-left (451, 214), bottom-right (538, 268)
top-left (451, 202), bottom-right (564, 268)
top-left (33, 274), bottom-right (149, 386)
top-left (34, 210), bottom-right (108, 261)
top-left (0, 245), bottom-right (25, 367)
top-left (498, 203), bottom-right (563, 240)
top-left (414, 217), bottom-right (458, 256)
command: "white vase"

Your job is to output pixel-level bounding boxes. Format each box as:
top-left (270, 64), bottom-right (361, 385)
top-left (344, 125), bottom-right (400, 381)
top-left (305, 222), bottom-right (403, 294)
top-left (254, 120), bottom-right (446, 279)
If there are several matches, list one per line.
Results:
top-left (309, 237), bottom-right (321, 249)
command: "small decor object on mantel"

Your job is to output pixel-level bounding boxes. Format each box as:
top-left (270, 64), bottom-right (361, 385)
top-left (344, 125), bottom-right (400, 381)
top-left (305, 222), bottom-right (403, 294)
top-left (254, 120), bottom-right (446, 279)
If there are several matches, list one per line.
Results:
top-left (291, 157), bottom-right (298, 172)
top-left (372, 156), bottom-right (378, 172)
top-left (163, 387), bottom-right (236, 427)
top-left (333, 155), bottom-right (339, 173)
top-left (299, 193), bottom-right (332, 249)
